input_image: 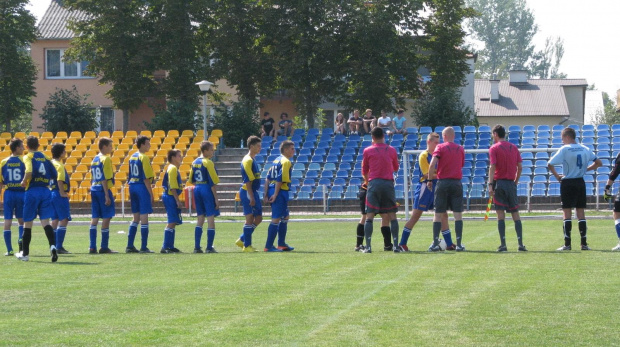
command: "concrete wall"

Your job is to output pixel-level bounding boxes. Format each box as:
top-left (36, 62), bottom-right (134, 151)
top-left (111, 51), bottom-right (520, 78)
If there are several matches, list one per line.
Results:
top-left (563, 86), bottom-right (585, 125)
top-left (477, 116), bottom-right (568, 128)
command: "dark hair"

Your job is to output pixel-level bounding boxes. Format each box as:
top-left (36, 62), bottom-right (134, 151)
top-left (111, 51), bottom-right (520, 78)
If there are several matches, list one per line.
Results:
top-left (371, 127), bottom-right (384, 139)
top-left (167, 149), bottom-right (182, 163)
top-left (9, 138), bottom-right (23, 153)
top-left (562, 127), bottom-right (576, 140)
top-left (397, 109), bottom-right (404, 114)
top-left (281, 112), bottom-right (288, 118)
top-left (247, 135), bottom-right (261, 148)
top-left (280, 140), bottom-right (295, 152)
top-left (51, 143), bottom-right (66, 159)
top-left (98, 137), bottom-right (113, 150)
top-left (492, 124), bottom-right (506, 139)
top-left (26, 135), bottom-right (39, 150)
top-left (135, 135), bottom-right (149, 149)
top-left (263, 112), bottom-right (270, 117)
top-left (200, 140), bottom-right (214, 153)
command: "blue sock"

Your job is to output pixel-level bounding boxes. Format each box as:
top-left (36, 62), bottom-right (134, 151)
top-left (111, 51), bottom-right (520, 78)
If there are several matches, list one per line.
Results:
top-left (163, 228), bottom-right (172, 249)
top-left (170, 229), bottom-right (176, 248)
top-left (243, 225), bottom-right (253, 247)
top-left (206, 228), bottom-right (215, 250)
top-left (3, 230), bottom-right (12, 252)
top-left (400, 227), bottom-right (411, 246)
top-left (127, 222), bottom-right (138, 248)
top-left (265, 223), bottom-right (278, 249)
top-left (56, 226), bottom-right (67, 248)
top-left (18, 225), bottom-right (23, 241)
top-left (140, 224), bottom-right (149, 250)
top-left (615, 220), bottom-right (620, 239)
top-left (194, 226), bottom-right (203, 249)
top-left (89, 225), bottom-right (97, 250)
top-left (442, 229), bottom-right (454, 246)
top-left (277, 220), bottom-right (288, 246)
top-left (101, 228), bottom-right (110, 249)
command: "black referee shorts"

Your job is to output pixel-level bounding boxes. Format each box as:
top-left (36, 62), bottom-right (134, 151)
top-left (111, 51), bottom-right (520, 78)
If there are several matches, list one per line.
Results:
top-left (560, 178), bottom-right (586, 209)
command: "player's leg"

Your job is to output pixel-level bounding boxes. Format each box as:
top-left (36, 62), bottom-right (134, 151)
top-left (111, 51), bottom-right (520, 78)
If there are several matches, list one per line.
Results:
top-left (380, 214), bottom-right (392, 250)
top-left (612, 208), bottom-right (620, 251)
top-left (138, 213), bottom-right (152, 253)
top-left (430, 180), bottom-right (447, 250)
top-left (276, 191), bottom-right (292, 251)
top-left (39, 216), bottom-right (58, 262)
top-left (496, 209), bottom-right (507, 251)
top-left (363, 211), bottom-right (376, 253)
top-left (557, 179), bottom-right (575, 251)
top-left (400, 209), bottom-right (423, 250)
top-left (126, 185), bottom-right (141, 252)
top-left (356, 213), bottom-right (366, 251)
top-left (54, 195), bottom-right (71, 253)
top-left (56, 218), bottom-right (69, 253)
top-left (559, 208), bottom-right (573, 250)
top-left (3, 217), bottom-right (13, 256)
top-left (575, 208), bottom-right (589, 250)
top-left (264, 186), bottom-right (283, 252)
top-left (387, 211), bottom-right (399, 251)
top-left (205, 215), bottom-right (217, 253)
top-left (510, 210), bottom-right (526, 250)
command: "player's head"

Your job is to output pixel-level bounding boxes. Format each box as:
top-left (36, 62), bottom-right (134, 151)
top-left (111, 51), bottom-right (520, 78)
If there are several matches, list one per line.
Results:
top-left (280, 140), bottom-right (295, 158)
top-left (9, 138), bottom-right (24, 155)
top-left (26, 135), bottom-right (39, 151)
top-left (492, 124), bottom-right (506, 140)
top-left (561, 127), bottom-right (576, 142)
top-left (98, 137), bottom-right (113, 154)
top-left (135, 135), bottom-right (151, 152)
top-left (200, 141), bottom-right (214, 158)
top-left (51, 143), bottom-right (66, 160)
top-left (247, 135), bottom-right (261, 153)
top-left (442, 127), bottom-right (455, 142)
top-left (371, 127), bottom-right (384, 141)
top-left (167, 149), bottom-right (182, 166)
top-left (427, 132), bottom-right (440, 152)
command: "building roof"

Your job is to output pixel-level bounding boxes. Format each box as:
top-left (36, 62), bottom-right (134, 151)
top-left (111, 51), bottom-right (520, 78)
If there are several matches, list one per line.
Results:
top-left (37, 0), bottom-right (90, 40)
top-left (475, 79), bottom-right (588, 117)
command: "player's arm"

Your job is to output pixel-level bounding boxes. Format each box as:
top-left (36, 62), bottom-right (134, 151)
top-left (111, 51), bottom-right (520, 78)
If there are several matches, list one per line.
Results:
top-left (269, 181), bottom-right (282, 203)
top-left (57, 165), bottom-right (68, 198)
top-left (586, 158), bottom-right (602, 172)
top-left (21, 155), bottom-right (32, 188)
top-left (427, 156), bottom-right (439, 189)
top-left (142, 156), bottom-right (155, 202)
top-left (0, 165), bottom-right (4, 191)
top-left (169, 168), bottom-right (183, 208)
top-left (419, 155), bottom-right (430, 180)
top-left (515, 162), bottom-right (522, 184)
top-left (242, 160), bottom-right (256, 205)
top-left (487, 163), bottom-right (496, 195)
top-left (391, 149), bottom-right (399, 172)
top-left (205, 160), bottom-right (220, 208)
top-left (263, 178), bottom-right (270, 202)
top-left (547, 148), bottom-right (564, 182)
top-left (547, 163), bottom-right (562, 182)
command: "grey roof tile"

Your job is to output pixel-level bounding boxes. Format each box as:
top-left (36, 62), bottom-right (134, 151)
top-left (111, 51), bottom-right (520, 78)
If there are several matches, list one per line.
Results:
top-left (37, 0), bottom-right (90, 40)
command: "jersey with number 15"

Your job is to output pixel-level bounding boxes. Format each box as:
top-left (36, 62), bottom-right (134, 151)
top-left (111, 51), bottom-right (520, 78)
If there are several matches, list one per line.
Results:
top-left (91, 154), bottom-right (115, 191)
top-left (548, 143), bottom-right (597, 179)
top-left (23, 151), bottom-right (57, 190)
top-left (128, 152), bottom-right (154, 185)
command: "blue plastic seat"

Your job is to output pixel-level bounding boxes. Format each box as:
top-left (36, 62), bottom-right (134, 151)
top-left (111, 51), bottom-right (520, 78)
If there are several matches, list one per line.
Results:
top-left (311, 155), bottom-right (324, 163)
top-left (535, 152), bottom-right (549, 160)
top-left (323, 162), bottom-right (337, 171)
top-left (517, 183), bottom-right (529, 197)
top-left (552, 125), bottom-right (565, 131)
top-left (296, 191), bottom-right (311, 200)
top-left (478, 125), bottom-right (491, 133)
top-left (531, 183), bottom-right (546, 197)
top-left (325, 155), bottom-right (339, 163)
top-left (351, 170), bottom-right (362, 178)
top-left (299, 185), bottom-right (313, 193)
top-left (537, 125), bottom-right (551, 132)
top-left (522, 125), bottom-right (535, 132)
top-left (597, 124), bottom-right (610, 132)
top-left (535, 160), bottom-right (548, 168)
top-left (407, 127), bottom-right (418, 135)
top-left (420, 126), bottom-right (432, 134)
top-left (474, 169), bottom-right (487, 177)
top-left (320, 170), bottom-right (333, 178)
top-left (334, 178), bottom-right (346, 186)
top-left (305, 170), bottom-right (318, 179)
top-left (463, 125), bottom-right (476, 133)
top-left (293, 163), bottom-right (306, 171)
top-left (469, 184), bottom-right (485, 198)
top-left (308, 162), bottom-right (321, 171)
top-left (522, 131), bottom-right (535, 139)
top-left (548, 183), bottom-right (560, 196)
top-left (336, 170), bottom-right (349, 178)
top-left (508, 125), bottom-right (521, 133)
top-left (318, 178), bottom-right (331, 186)
top-left (533, 175), bottom-right (547, 183)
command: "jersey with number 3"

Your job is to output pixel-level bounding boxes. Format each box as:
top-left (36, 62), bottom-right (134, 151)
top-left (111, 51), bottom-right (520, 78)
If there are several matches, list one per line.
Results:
top-left (128, 152), bottom-right (154, 185)
top-left (548, 143), bottom-right (597, 179)
top-left (0, 156), bottom-right (26, 192)
top-left (23, 151), bottom-right (57, 190)
top-left (91, 154), bottom-right (115, 191)
top-left (190, 157), bottom-right (219, 188)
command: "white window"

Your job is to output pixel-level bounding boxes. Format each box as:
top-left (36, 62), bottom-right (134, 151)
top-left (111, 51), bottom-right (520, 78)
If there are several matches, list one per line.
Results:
top-left (45, 49), bottom-right (93, 79)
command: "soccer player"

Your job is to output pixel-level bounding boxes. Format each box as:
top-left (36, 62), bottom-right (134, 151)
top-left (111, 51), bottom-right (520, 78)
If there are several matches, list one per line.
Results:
top-left (604, 152), bottom-right (620, 251)
top-left (50, 143), bottom-right (72, 254)
top-left (548, 127), bottom-right (601, 251)
top-left (17, 136), bottom-right (58, 262)
top-left (235, 136), bottom-right (263, 252)
top-left (126, 135), bottom-right (155, 253)
top-left (427, 127), bottom-right (465, 252)
top-left (0, 138), bottom-right (25, 256)
top-left (190, 141), bottom-right (220, 253)
top-left (161, 149), bottom-right (184, 253)
top-left (487, 125), bottom-right (526, 252)
top-left (360, 127), bottom-right (400, 253)
top-left (399, 132), bottom-right (454, 251)
top-left (90, 137), bottom-right (118, 254)
top-left (264, 140), bottom-right (295, 252)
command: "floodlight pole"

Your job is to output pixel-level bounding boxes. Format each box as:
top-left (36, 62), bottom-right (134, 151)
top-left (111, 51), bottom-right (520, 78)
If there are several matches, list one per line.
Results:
top-left (196, 80), bottom-right (213, 141)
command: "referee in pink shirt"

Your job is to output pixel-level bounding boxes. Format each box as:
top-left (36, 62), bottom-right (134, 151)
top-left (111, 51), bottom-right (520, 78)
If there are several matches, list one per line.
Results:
top-left (427, 127), bottom-right (466, 251)
top-left (361, 127), bottom-right (401, 253)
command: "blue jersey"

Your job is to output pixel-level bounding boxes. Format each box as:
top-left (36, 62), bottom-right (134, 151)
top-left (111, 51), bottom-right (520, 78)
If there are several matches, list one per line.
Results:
top-left (190, 157), bottom-right (219, 188)
top-left (267, 155), bottom-right (292, 191)
top-left (23, 151), bottom-right (57, 190)
top-left (0, 156), bottom-right (26, 192)
top-left (128, 151), bottom-right (154, 185)
top-left (240, 154), bottom-right (261, 192)
top-left (162, 164), bottom-right (182, 196)
top-left (548, 143), bottom-right (597, 179)
top-left (91, 154), bottom-right (115, 192)
top-left (50, 159), bottom-right (70, 192)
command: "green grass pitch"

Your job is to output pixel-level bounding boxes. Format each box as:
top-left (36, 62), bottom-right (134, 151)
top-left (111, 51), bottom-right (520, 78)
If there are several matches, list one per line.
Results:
top-left (1, 218), bottom-right (620, 346)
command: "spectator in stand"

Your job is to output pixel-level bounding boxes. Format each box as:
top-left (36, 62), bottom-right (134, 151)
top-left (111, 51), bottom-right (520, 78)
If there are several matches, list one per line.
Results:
top-left (392, 109), bottom-right (408, 136)
top-left (362, 109), bottom-right (376, 135)
top-left (335, 113), bottom-right (346, 135)
top-left (278, 112), bottom-right (294, 137)
top-left (377, 110), bottom-right (392, 135)
top-left (260, 112), bottom-right (276, 139)
top-left (348, 110), bottom-right (363, 135)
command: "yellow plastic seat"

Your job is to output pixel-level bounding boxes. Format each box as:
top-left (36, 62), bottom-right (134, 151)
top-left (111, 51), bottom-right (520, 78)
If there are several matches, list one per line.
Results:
top-left (65, 138), bottom-right (78, 145)
top-left (195, 130), bottom-right (204, 138)
top-left (55, 131), bottom-right (68, 140)
top-left (125, 130), bottom-right (138, 139)
top-left (181, 130), bottom-right (194, 137)
top-left (152, 156), bottom-right (165, 166)
top-left (112, 131), bottom-right (124, 139)
top-left (167, 130), bottom-right (179, 139)
top-left (211, 129), bottom-right (223, 138)
top-left (99, 131), bottom-right (111, 138)
top-left (75, 164), bottom-right (88, 173)
top-left (66, 157), bottom-right (79, 166)
top-left (208, 136), bottom-right (219, 144)
top-left (153, 130), bottom-right (165, 138)
top-left (1, 132), bottom-right (12, 139)
top-left (84, 131), bottom-right (96, 139)
top-left (140, 130), bottom-right (152, 137)
top-left (69, 131), bottom-right (82, 138)
top-left (30, 131), bottom-right (40, 138)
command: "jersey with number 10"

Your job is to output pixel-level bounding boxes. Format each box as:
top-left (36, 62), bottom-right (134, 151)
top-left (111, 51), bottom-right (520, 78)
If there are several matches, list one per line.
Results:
top-left (91, 154), bottom-right (115, 191)
top-left (548, 143), bottom-right (597, 179)
top-left (23, 151), bottom-right (57, 190)
top-left (128, 152), bottom-right (154, 185)
top-left (0, 156), bottom-right (26, 192)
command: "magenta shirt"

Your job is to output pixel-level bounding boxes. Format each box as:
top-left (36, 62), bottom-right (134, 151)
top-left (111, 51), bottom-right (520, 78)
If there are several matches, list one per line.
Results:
top-left (432, 142), bottom-right (464, 179)
top-left (362, 143), bottom-right (399, 181)
top-left (489, 141), bottom-right (522, 180)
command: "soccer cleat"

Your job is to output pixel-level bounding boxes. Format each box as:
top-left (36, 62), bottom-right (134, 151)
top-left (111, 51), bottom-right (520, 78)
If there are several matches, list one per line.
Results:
top-left (518, 245), bottom-right (528, 252)
top-left (170, 248), bottom-right (181, 253)
top-left (399, 245), bottom-right (410, 252)
top-left (125, 247), bottom-right (140, 253)
top-left (242, 246), bottom-right (257, 252)
top-left (235, 238), bottom-right (244, 248)
top-left (428, 244), bottom-right (442, 252)
top-left (384, 244), bottom-right (394, 251)
top-left (50, 245), bottom-right (58, 263)
top-left (160, 248), bottom-right (171, 254)
top-left (277, 244), bottom-right (295, 251)
top-left (264, 247), bottom-right (283, 252)
top-left (205, 248), bottom-right (218, 253)
top-left (393, 245), bottom-right (402, 253)
top-left (15, 252), bottom-right (28, 261)
top-left (361, 246), bottom-right (372, 253)
top-left (98, 248), bottom-right (118, 254)
top-left (580, 244), bottom-right (591, 251)
top-left (57, 247), bottom-right (71, 254)
top-left (557, 245), bottom-right (571, 251)
top-left (193, 248), bottom-right (204, 253)
top-left (455, 245), bottom-right (466, 252)
top-left (497, 245), bottom-right (507, 252)
top-left (89, 248), bottom-right (98, 254)
top-left (4, 250), bottom-right (14, 256)
top-left (445, 244), bottom-right (457, 251)
top-left (612, 243), bottom-right (620, 252)
top-left (139, 248), bottom-right (154, 253)
top-left (354, 245), bottom-right (366, 252)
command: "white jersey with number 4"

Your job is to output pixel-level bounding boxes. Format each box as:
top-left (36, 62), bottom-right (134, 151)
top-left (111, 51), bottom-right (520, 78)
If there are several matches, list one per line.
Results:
top-left (548, 143), bottom-right (597, 179)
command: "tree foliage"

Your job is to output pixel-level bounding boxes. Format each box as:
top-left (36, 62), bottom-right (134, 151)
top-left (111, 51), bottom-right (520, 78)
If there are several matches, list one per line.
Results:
top-left (593, 92), bottom-right (620, 126)
top-left (40, 87), bottom-right (98, 133)
top-left (144, 100), bottom-right (200, 133)
top-left (529, 36), bottom-right (566, 79)
top-left (0, 0), bottom-right (37, 132)
top-left (410, 87), bottom-right (475, 127)
top-left (212, 99), bottom-right (260, 148)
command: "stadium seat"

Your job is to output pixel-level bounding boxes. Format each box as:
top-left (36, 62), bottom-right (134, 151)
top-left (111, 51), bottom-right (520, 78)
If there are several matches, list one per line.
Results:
top-left (522, 125), bottom-right (535, 132)
top-left (531, 183), bottom-right (546, 196)
top-left (508, 125), bottom-right (521, 133)
top-left (537, 125), bottom-right (550, 132)
top-left (463, 126), bottom-right (476, 133)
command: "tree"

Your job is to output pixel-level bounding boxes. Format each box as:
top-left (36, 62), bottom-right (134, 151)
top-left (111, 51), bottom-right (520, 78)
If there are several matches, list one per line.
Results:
top-left (0, 0), bottom-right (37, 132)
top-left (410, 87), bottom-right (475, 127)
top-left (40, 87), bottom-right (98, 133)
top-left (593, 91), bottom-right (620, 126)
top-left (529, 36), bottom-right (567, 79)
top-left (145, 100), bottom-right (200, 132)
top-left (212, 100), bottom-right (260, 148)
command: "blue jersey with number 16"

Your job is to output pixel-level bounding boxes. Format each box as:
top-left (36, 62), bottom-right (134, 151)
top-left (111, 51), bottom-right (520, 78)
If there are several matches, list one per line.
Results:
top-left (548, 143), bottom-right (597, 179)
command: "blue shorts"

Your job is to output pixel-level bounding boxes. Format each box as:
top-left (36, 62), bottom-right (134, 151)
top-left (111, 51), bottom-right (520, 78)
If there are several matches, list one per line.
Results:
top-left (413, 181), bottom-right (435, 211)
top-left (3, 190), bottom-right (24, 220)
top-left (240, 188), bottom-right (262, 216)
top-left (194, 186), bottom-right (220, 217)
top-left (268, 186), bottom-right (289, 219)
top-left (129, 184), bottom-right (153, 215)
top-left (51, 190), bottom-right (72, 221)
top-left (91, 190), bottom-right (116, 219)
top-left (162, 194), bottom-right (183, 225)
top-left (23, 187), bottom-right (54, 222)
